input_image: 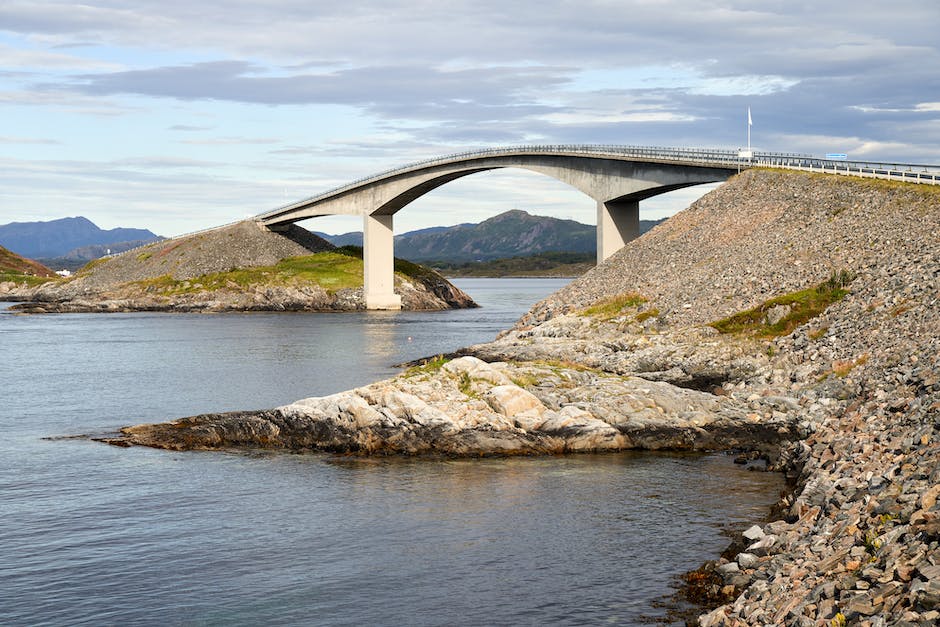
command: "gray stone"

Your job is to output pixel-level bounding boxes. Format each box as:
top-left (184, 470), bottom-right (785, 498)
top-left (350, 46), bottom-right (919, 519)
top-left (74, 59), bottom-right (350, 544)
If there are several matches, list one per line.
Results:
top-left (743, 525), bottom-right (766, 542)
top-left (747, 534), bottom-right (778, 557)
top-left (737, 552), bottom-right (760, 568)
top-left (717, 561), bottom-right (740, 575)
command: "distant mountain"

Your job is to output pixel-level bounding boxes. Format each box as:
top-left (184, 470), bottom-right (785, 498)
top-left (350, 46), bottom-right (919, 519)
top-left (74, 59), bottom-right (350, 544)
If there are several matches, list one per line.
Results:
top-left (0, 216), bottom-right (162, 259)
top-left (312, 231), bottom-right (364, 247)
top-left (397, 210), bottom-right (595, 262)
top-left (313, 224), bottom-right (471, 249)
top-left (315, 210), bottom-right (663, 262)
top-left (0, 244), bottom-right (55, 277)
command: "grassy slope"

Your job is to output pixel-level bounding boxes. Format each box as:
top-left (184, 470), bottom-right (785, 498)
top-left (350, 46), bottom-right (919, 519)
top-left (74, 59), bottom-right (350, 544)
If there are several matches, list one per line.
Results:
top-left (0, 245), bottom-right (57, 285)
top-left (125, 246), bottom-right (442, 295)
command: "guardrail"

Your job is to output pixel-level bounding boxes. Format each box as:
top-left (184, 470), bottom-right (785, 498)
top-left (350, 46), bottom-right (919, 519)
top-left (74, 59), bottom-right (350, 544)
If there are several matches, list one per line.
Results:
top-left (750, 154), bottom-right (940, 184)
top-left (256, 144), bottom-right (939, 221)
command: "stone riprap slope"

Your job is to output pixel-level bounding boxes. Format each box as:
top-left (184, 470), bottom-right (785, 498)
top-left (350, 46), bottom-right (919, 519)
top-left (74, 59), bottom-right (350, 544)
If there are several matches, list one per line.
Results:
top-left (471, 169), bottom-right (940, 625)
top-left (12, 220), bottom-right (475, 312)
top-left (522, 169), bottom-right (938, 329)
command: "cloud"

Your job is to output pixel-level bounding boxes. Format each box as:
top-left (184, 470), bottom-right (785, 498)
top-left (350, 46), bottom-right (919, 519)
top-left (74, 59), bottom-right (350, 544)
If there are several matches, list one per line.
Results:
top-left (0, 42), bottom-right (117, 70)
top-left (0, 135), bottom-right (60, 145)
top-left (63, 61), bottom-right (572, 117)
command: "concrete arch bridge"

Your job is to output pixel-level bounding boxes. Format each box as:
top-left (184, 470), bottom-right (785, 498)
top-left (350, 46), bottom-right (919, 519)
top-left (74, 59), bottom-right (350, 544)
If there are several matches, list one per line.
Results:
top-left (255, 145), bottom-right (774, 309)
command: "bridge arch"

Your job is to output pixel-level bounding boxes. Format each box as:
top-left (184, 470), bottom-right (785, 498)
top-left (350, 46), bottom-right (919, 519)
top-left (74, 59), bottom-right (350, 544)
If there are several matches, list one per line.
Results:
top-left (257, 146), bottom-right (740, 309)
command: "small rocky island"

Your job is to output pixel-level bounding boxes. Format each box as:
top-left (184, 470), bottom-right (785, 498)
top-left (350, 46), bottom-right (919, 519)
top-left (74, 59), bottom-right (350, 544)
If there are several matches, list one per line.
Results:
top-left (3, 220), bottom-right (475, 312)
top-left (106, 169), bottom-right (939, 625)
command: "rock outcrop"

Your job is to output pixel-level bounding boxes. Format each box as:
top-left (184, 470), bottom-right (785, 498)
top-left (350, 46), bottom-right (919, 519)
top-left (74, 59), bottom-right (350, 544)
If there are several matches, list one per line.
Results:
top-left (108, 356), bottom-right (800, 457)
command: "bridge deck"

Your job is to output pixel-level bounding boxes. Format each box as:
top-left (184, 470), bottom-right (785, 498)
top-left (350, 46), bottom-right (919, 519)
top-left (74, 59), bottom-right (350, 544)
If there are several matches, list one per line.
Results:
top-left (256, 145), bottom-right (940, 224)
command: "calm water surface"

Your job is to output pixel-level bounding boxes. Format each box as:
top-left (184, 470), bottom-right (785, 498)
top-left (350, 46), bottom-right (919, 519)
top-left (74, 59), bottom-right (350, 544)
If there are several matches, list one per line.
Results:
top-left (0, 279), bottom-right (782, 625)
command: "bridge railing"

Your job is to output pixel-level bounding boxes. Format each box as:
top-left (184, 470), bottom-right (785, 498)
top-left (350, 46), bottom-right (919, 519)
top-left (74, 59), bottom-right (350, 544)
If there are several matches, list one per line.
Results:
top-left (256, 144), bottom-right (939, 220)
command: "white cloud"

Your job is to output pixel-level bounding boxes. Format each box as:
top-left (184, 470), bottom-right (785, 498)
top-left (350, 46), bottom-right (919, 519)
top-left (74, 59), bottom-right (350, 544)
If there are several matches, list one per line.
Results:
top-left (688, 75), bottom-right (799, 97)
top-left (0, 42), bottom-right (117, 70)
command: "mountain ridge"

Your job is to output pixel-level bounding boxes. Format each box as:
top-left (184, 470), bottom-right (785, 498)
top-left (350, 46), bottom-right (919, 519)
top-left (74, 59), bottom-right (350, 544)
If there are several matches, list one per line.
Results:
top-left (0, 216), bottom-right (162, 259)
top-left (316, 209), bottom-right (663, 262)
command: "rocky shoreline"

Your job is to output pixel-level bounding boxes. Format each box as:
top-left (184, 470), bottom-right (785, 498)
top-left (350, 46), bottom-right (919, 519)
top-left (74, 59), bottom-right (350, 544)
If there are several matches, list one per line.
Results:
top-left (100, 170), bottom-right (939, 625)
top-left (105, 355), bottom-right (802, 458)
top-left (2, 276), bottom-right (474, 313)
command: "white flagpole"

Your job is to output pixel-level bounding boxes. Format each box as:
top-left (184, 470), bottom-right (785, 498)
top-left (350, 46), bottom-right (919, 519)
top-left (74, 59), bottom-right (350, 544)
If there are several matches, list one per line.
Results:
top-left (747, 106), bottom-right (752, 153)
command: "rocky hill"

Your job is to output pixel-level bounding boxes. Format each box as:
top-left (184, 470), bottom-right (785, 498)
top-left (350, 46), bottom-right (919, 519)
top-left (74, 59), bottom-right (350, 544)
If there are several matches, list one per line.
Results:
top-left (10, 221), bottom-right (474, 312)
top-left (0, 216), bottom-right (161, 259)
top-left (108, 169), bottom-right (940, 624)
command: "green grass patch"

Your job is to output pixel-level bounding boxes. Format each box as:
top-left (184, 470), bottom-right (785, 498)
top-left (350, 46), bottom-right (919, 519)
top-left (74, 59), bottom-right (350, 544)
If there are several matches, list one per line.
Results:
top-left (136, 251), bottom-right (153, 261)
top-left (326, 245), bottom-right (444, 283)
top-left (404, 355), bottom-right (451, 378)
top-left (0, 271), bottom-right (58, 287)
top-left (509, 373), bottom-right (540, 388)
top-left (832, 354), bottom-right (869, 377)
top-left (808, 326), bottom-right (829, 340)
top-left (130, 251), bottom-right (367, 295)
top-left (710, 270), bottom-right (855, 338)
top-left (457, 372), bottom-right (478, 398)
top-left (76, 256), bottom-right (113, 275)
top-left (635, 307), bottom-right (660, 323)
top-left (394, 256), bottom-right (444, 282)
top-left (581, 292), bottom-right (649, 320)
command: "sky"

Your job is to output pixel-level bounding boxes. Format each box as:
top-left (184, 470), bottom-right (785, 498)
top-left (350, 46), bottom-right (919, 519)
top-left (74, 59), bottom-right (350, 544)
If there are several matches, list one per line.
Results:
top-left (1, 1), bottom-right (938, 237)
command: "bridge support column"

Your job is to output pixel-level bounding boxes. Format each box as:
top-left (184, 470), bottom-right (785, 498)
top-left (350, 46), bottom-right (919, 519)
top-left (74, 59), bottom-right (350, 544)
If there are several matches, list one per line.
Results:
top-left (596, 199), bottom-right (639, 263)
top-left (363, 214), bottom-right (402, 310)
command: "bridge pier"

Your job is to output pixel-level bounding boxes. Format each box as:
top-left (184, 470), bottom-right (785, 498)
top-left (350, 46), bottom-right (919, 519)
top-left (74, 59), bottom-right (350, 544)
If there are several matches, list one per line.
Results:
top-left (596, 198), bottom-right (639, 262)
top-left (363, 214), bottom-right (402, 310)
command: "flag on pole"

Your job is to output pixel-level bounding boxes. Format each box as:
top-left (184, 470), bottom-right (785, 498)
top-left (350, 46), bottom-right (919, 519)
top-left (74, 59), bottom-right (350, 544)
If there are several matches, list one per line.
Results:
top-left (748, 107), bottom-right (752, 126)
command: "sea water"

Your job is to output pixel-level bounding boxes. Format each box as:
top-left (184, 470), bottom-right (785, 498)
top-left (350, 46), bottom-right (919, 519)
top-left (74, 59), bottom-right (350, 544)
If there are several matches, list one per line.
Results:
top-left (0, 279), bottom-right (781, 625)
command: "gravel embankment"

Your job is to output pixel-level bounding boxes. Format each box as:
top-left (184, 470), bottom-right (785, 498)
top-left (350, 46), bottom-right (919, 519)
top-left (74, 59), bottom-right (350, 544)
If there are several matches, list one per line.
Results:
top-left (480, 169), bottom-right (940, 625)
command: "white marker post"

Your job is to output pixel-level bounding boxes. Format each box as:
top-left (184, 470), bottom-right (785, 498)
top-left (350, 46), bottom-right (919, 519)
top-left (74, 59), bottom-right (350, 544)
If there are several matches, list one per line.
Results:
top-left (747, 106), bottom-right (752, 157)
top-left (737, 107), bottom-right (754, 169)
